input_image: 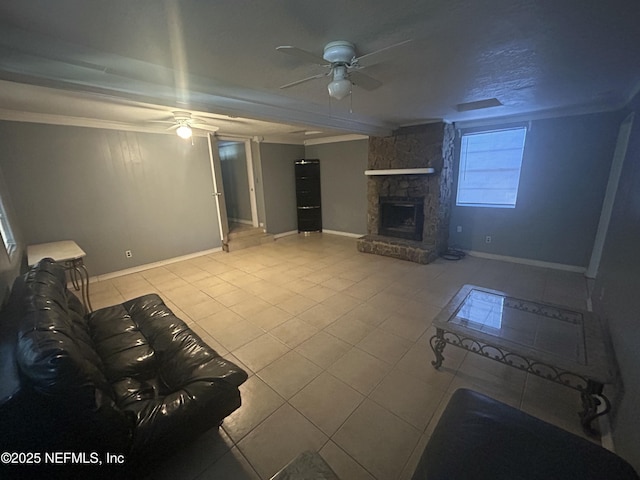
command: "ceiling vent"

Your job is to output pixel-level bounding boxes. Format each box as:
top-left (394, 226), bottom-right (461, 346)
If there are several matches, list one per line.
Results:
top-left (456, 98), bottom-right (503, 112)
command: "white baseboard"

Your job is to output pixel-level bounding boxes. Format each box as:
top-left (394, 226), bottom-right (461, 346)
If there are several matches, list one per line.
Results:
top-left (322, 230), bottom-right (364, 238)
top-left (273, 230), bottom-right (363, 239)
top-left (273, 230), bottom-right (298, 239)
top-left (90, 247), bottom-right (224, 283)
top-left (228, 217), bottom-right (253, 225)
top-left (466, 250), bottom-right (586, 273)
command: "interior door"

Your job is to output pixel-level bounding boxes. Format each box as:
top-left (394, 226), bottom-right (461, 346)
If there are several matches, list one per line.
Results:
top-left (242, 138), bottom-right (260, 228)
top-left (207, 133), bottom-right (230, 251)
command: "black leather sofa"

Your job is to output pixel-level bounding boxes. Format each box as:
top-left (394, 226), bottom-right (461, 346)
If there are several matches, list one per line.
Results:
top-left (412, 388), bottom-right (639, 480)
top-left (0, 258), bottom-right (248, 479)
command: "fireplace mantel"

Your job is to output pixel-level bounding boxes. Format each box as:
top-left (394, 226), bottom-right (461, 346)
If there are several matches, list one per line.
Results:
top-left (364, 168), bottom-right (436, 176)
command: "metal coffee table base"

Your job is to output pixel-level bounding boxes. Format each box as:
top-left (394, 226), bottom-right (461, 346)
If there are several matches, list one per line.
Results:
top-left (429, 327), bottom-right (610, 436)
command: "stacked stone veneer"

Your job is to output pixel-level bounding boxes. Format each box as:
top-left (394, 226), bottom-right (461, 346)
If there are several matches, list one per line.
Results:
top-left (357, 122), bottom-right (455, 264)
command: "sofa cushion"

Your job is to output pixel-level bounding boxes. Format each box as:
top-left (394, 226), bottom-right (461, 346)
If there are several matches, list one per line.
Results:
top-left (121, 294), bottom-right (247, 389)
top-left (87, 303), bottom-right (157, 383)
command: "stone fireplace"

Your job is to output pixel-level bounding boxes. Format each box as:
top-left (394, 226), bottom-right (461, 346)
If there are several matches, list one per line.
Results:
top-left (357, 122), bottom-right (455, 264)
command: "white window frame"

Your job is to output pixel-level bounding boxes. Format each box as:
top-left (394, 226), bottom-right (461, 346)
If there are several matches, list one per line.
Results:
top-left (456, 126), bottom-right (527, 208)
top-left (0, 196), bottom-right (16, 257)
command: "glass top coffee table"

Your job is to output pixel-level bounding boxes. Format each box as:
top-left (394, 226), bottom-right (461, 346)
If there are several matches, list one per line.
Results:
top-left (430, 284), bottom-right (617, 436)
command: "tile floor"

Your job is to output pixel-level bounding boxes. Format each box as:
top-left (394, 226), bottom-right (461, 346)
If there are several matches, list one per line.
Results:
top-left (88, 233), bottom-right (596, 480)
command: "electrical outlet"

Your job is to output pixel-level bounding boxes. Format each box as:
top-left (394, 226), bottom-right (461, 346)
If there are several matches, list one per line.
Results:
top-left (485, 235), bottom-right (492, 244)
top-left (456, 225), bottom-right (463, 233)
top-left (125, 250), bottom-right (133, 258)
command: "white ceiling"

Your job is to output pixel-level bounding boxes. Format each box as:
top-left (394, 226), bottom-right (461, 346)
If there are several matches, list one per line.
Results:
top-left (0, 0), bottom-right (639, 142)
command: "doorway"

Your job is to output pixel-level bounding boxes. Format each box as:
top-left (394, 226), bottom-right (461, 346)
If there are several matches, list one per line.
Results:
top-left (207, 135), bottom-right (259, 248)
top-left (219, 140), bottom-right (252, 233)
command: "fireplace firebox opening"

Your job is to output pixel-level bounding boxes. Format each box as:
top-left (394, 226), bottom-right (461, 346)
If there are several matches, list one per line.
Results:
top-left (379, 196), bottom-right (424, 241)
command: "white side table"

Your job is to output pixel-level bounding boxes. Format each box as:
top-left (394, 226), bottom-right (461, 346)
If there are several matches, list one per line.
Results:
top-left (27, 240), bottom-right (93, 312)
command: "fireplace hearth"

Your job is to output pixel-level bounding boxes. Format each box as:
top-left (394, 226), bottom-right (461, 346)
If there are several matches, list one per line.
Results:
top-left (379, 196), bottom-right (424, 241)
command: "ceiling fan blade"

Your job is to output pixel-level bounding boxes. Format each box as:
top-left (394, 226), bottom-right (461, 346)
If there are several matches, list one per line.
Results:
top-left (191, 122), bottom-right (220, 132)
top-left (276, 45), bottom-right (327, 65)
top-left (349, 71), bottom-right (382, 91)
top-left (353, 39), bottom-right (412, 68)
top-left (193, 115), bottom-right (248, 125)
top-left (279, 72), bottom-right (329, 89)
top-left (166, 124), bottom-right (179, 131)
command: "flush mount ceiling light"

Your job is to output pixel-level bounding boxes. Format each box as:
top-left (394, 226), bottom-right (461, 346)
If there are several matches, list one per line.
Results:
top-left (176, 123), bottom-right (192, 139)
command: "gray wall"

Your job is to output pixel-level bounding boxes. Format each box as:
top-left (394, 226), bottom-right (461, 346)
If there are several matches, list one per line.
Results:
top-left (449, 111), bottom-right (622, 267)
top-left (592, 95), bottom-right (640, 472)
top-left (220, 142), bottom-right (252, 223)
top-left (0, 121), bottom-right (221, 276)
top-left (305, 139), bottom-right (368, 235)
top-left (259, 142), bottom-right (303, 234)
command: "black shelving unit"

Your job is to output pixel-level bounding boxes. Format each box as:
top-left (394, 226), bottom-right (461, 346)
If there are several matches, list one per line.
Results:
top-left (295, 159), bottom-right (322, 233)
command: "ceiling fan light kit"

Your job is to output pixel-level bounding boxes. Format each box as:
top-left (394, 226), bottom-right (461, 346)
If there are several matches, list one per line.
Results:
top-left (276, 39), bottom-right (411, 102)
top-left (155, 111), bottom-right (219, 139)
top-left (176, 124), bottom-right (192, 139)
top-left (327, 65), bottom-right (351, 100)
top-left (327, 79), bottom-right (351, 100)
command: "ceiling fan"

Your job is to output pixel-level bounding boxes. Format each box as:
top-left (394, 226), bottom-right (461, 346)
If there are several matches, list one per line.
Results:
top-left (276, 39), bottom-right (412, 100)
top-left (154, 111), bottom-right (220, 139)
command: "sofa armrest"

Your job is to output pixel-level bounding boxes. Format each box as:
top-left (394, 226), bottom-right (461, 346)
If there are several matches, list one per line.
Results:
top-left (158, 328), bottom-right (248, 388)
top-left (124, 376), bottom-right (241, 457)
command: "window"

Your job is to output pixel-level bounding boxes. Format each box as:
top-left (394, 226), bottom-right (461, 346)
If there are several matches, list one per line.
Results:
top-left (0, 195), bottom-right (16, 256)
top-left (456, 126), bottom-right (527, 208)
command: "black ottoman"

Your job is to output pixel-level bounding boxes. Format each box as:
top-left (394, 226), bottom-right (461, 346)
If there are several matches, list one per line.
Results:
top-left (411, 388), bottom-right (638, 480)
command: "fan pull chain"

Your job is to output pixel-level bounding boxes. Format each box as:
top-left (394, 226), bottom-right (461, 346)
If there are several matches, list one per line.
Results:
top-left (349, 86), bottom-right (353, 114)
